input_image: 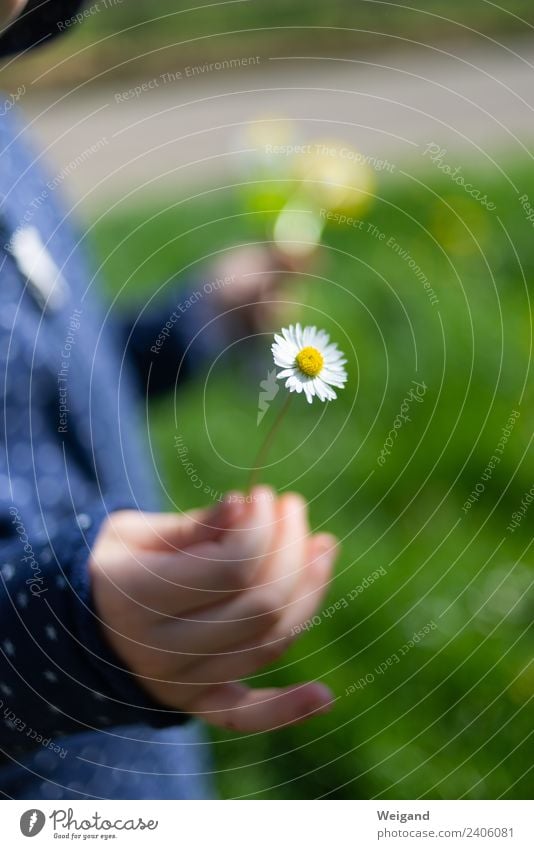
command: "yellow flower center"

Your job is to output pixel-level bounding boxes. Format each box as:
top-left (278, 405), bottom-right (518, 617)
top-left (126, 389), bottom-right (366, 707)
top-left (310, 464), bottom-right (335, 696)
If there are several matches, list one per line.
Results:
top-left (295, 346), bottom-right (324, 377)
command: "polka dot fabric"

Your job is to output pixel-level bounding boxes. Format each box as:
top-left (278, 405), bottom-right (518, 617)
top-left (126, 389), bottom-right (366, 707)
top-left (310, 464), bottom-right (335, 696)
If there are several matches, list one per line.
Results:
top-left (0, 106), bottom-right (216, 799)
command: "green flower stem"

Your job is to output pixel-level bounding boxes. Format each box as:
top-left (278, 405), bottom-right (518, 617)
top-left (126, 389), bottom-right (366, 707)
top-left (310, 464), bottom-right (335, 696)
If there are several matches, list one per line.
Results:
top-left (247, 394), bottom-right (294, 491)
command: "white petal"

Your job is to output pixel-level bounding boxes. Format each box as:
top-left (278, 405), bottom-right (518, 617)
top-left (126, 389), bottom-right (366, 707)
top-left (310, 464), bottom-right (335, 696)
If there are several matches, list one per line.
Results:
top-left (286, 375), bottom-right (304, 393)
top-left (312, 328), bottom-right (330, 348)
top-left (323, 351), bottom-right (346, 364)
top-left (276, 367), bottom-right (297, 379)
top-left (321, 363), bottom-right (348, 379)
top-left (272, 338), bottom-right (297, 357)
top-left (294, 323), bottom-right (304, 348)
top-left (272, 340), bottom-right (297, 368)
top-left (321, 371), bottom-right (347, 388)
top-left (283, 325), bottom-right (299, 348)
top-left (272, 324), bottom-right (347, 400)
top-left (281, 327), bottom-right (293, 345)
top-left (322, 362), bottom-right (347, 377)
top-left (302, 325), bottom-right (317, 346)
top-left (303, 381), bottom-right (315, 403)
top-left (312, 378), bottom-right (328, 401)
top-left (273, 355), bottom-right (294, 369)
top-left (272, 345), bottom-right (294, 362)
top-left (273, 358), bottom-right (294, 370)
top-left (315, 378), bottom-right (337, 401)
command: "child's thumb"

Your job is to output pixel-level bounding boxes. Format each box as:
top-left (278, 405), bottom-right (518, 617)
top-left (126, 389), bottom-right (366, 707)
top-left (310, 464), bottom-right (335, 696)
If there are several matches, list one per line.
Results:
top-left (115, 494), bottom-right (246, 552)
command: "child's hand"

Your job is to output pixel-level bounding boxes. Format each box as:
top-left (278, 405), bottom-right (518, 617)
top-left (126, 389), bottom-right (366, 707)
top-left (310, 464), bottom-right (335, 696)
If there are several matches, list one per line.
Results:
top-left (210, 245), bottom-right (319, 332)
top-left (89, 488), bottom-right (338, 732)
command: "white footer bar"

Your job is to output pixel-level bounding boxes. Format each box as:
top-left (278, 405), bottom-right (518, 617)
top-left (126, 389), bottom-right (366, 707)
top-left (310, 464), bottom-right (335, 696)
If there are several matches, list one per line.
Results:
top-left (2, 800), bottom-right (532, 847)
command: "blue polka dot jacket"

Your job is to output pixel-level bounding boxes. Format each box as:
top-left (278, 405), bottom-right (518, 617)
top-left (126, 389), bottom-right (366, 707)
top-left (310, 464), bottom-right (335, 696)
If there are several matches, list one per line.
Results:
top-left (0, 106), bottom-right (219, 798)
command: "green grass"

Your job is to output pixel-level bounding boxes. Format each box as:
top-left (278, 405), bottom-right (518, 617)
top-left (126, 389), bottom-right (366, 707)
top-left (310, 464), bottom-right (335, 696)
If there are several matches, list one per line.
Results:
top-left (88, 157), bottom-right (533, 799)
top-left (77, 0), bottom-right (534, 52)
top-left (7, 1), bottom-right (534, 90)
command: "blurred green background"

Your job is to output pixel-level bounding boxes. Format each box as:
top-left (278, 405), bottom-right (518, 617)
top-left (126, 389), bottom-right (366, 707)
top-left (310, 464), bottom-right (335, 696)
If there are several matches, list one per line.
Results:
top-left (68, 0), bottom-right (534, 58)
top-left (0, 0), bottom-right (531, 806)
top-left (6, 0), bottom-right (534, 89)
top-left (89, 153), bottom-right (533, 798)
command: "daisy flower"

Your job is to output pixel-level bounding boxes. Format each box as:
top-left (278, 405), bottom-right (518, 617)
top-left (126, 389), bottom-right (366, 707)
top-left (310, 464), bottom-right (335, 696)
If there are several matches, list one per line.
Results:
top-left (272, 323), bottom-right (348, 404)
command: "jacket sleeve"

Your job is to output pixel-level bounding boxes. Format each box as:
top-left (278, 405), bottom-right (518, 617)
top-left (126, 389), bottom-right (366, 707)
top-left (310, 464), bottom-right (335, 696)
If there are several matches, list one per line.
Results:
top-left (0, 500), bottom-right (187, 757)
top-left (118, 283), bottom-right (234, 396)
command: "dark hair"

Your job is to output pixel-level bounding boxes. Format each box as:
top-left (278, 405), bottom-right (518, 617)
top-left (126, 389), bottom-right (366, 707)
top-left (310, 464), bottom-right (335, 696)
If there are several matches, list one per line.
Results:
top-left (0, 0), bottom-right (86, 58)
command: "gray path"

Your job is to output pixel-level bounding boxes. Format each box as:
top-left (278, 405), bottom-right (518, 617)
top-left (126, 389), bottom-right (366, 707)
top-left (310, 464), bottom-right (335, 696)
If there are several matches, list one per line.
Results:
top-left (19, 38), bottom-right (534, 210)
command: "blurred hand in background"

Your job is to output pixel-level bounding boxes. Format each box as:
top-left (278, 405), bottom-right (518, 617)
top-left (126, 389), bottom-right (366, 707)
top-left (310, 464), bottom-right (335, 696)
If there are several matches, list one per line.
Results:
top-left (210, 244), bottom-right (320, 335)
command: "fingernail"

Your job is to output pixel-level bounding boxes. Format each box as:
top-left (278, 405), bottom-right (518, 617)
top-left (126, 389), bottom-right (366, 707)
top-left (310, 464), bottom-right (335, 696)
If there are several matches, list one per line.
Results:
top-left (315, 534), bottom-right (339, 563)
top-left (219, 493), bottom-right (247, 525)
top-left (252, 485), bottom-right (273, 504)
top-left (310, 683), bottom-right (335, 714)
top-left (280, 491), bottom-right (307, 515)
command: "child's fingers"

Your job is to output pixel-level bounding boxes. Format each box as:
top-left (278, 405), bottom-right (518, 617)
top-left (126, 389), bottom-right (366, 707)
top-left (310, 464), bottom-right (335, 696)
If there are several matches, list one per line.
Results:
top-left (156, 493), bottom-right (311, 649)
top-left (155, 582), bottom-right (290, 657)
top-left (153, 524), bottom-right (313, 665)
top-left (109, 483), bottom-right (276, 556)
top-left (107, 493), bottom-right (249, 553)
top-left (110, 533), bottom-right (335, 710)
top-left (175, 534), bottom-right (337, 684)
top-left (253, 492), bottom-right (309, 596)
top-left (188, 681), bottom-right (335, 733)
top-left (237, 533), bottom-right (338, 658)
top-left (216, 486), bottom-right (278, 562)
top-left (131, 496), bottom-right (308, 644)
top-left (107, 534), bottom-right (337, 711)
top-left (101, 488), bottom-right (279, 618)
top-left (105, 541), bottom-right (262, 618)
